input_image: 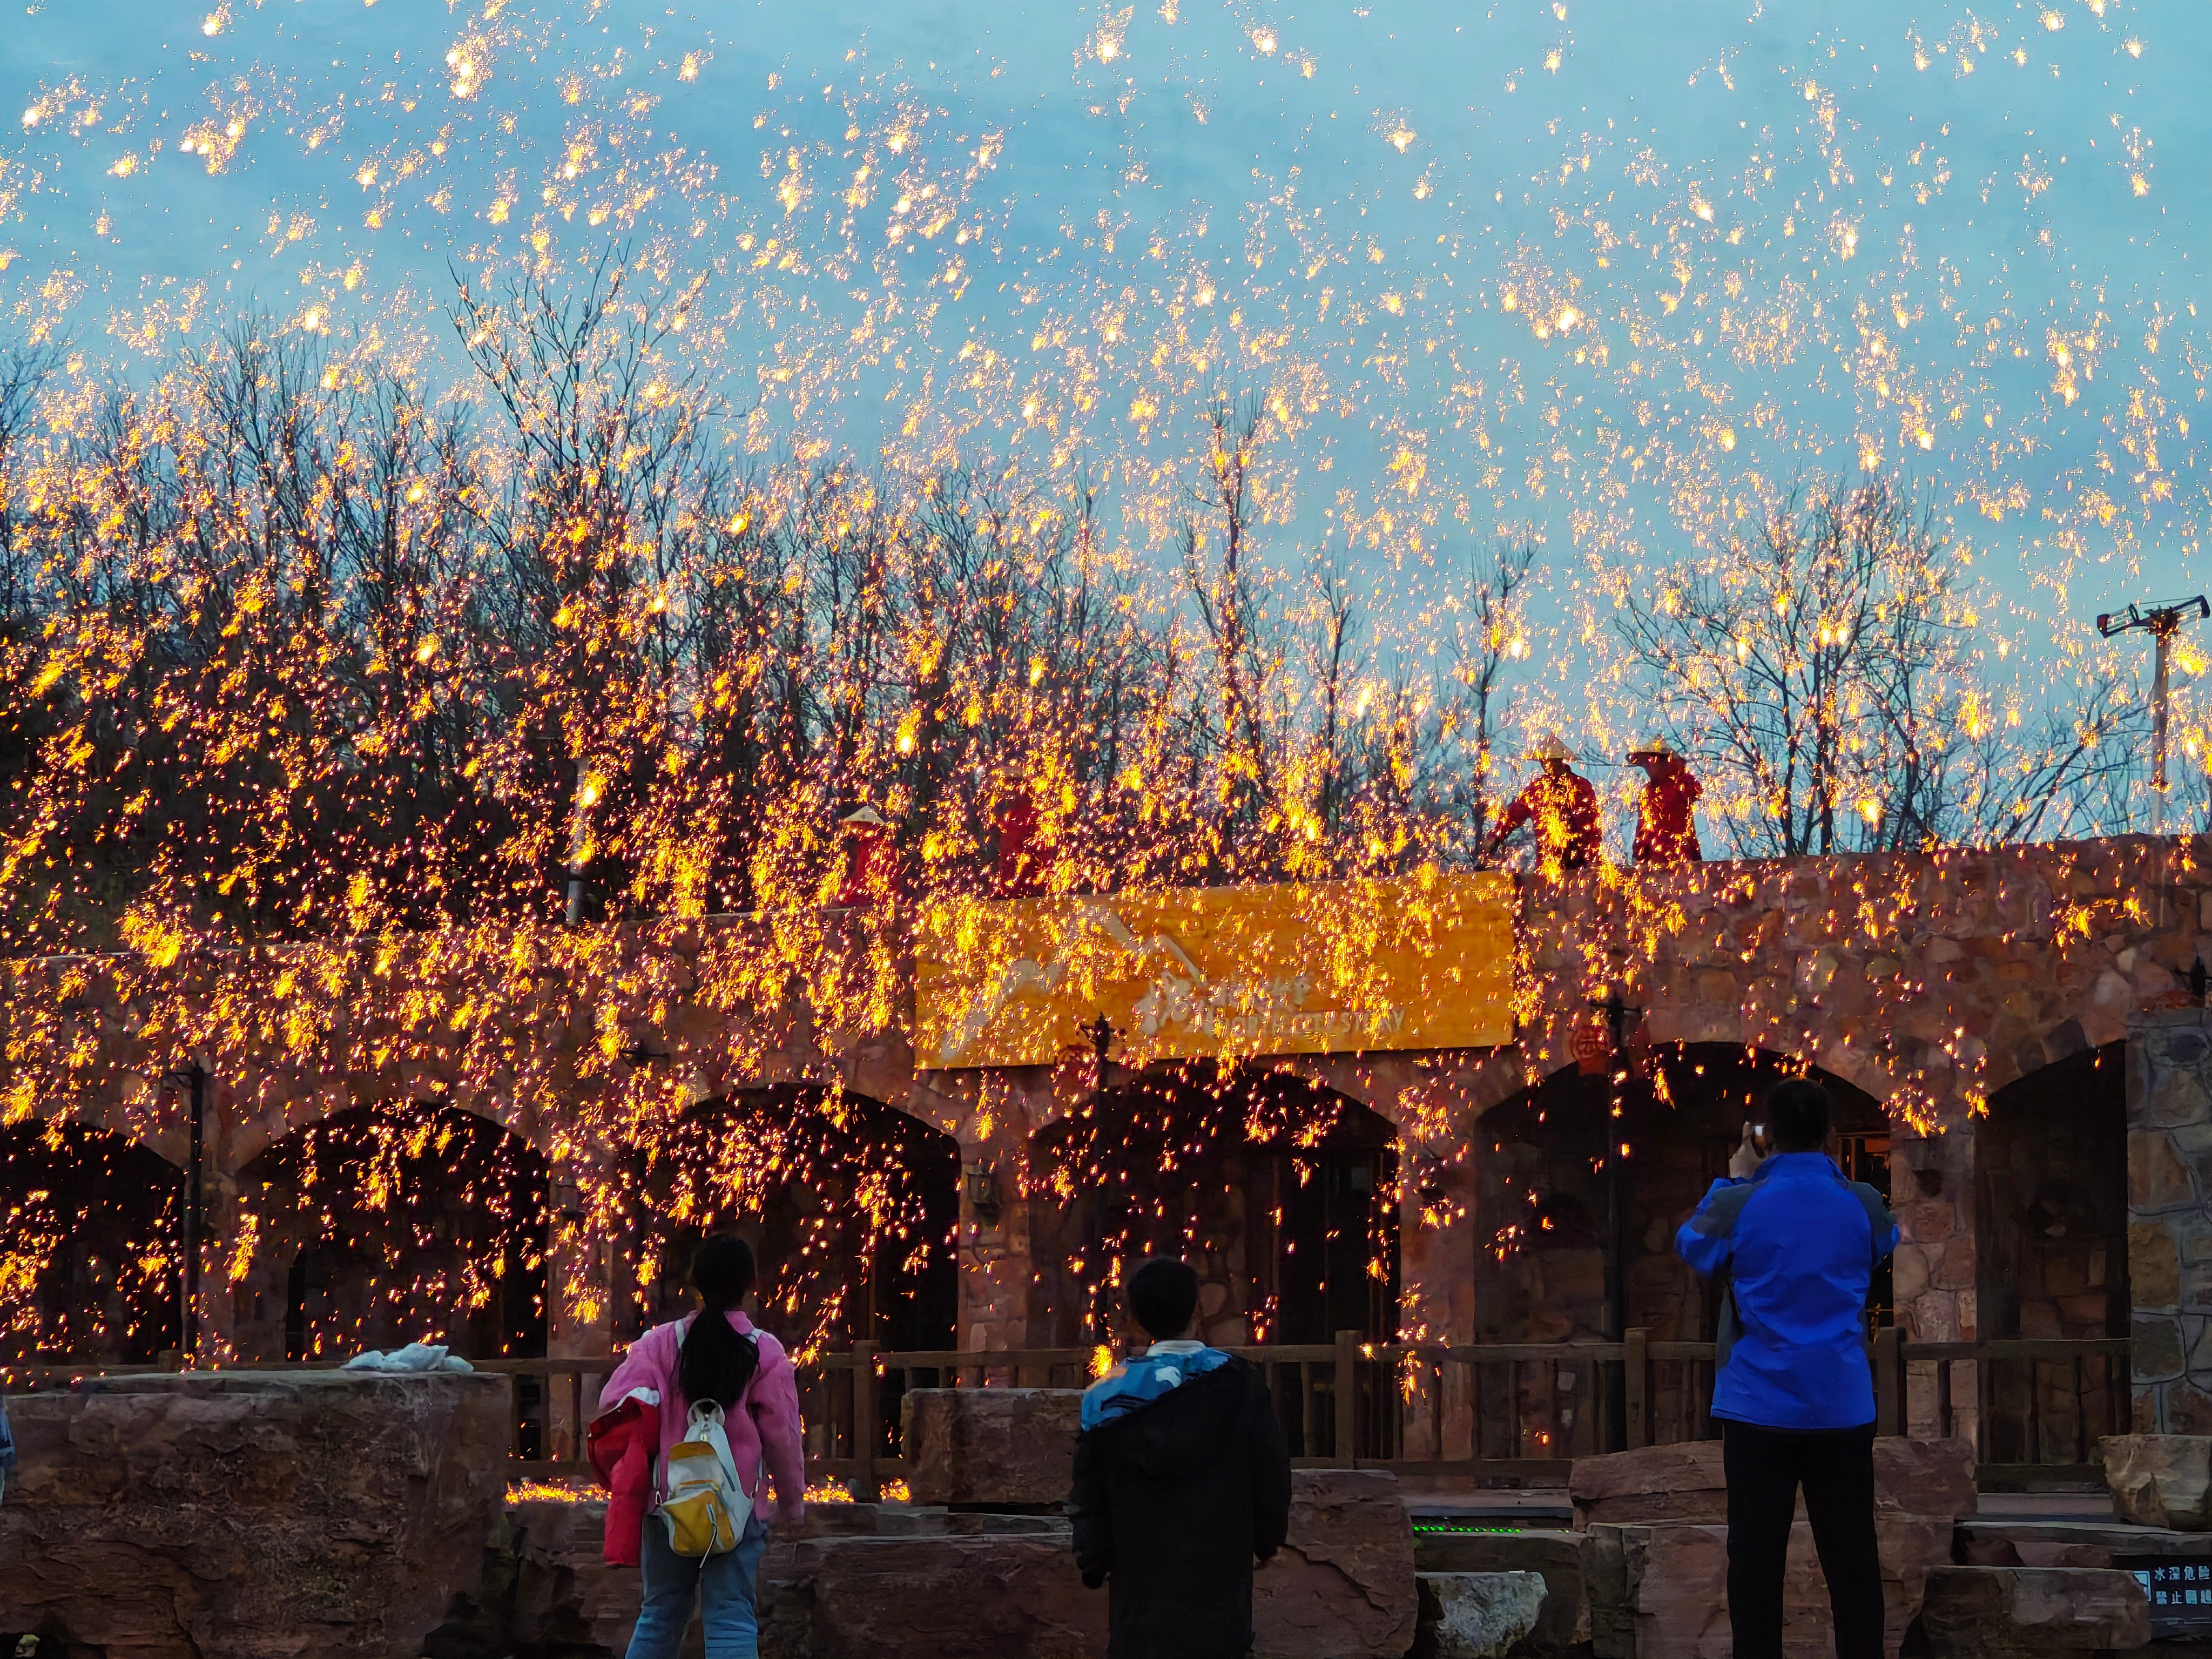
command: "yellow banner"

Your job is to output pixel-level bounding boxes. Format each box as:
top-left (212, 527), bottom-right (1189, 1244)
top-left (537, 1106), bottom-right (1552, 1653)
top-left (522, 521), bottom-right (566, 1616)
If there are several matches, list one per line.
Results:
top-left (915, 872), bottom-right (1515, 1070)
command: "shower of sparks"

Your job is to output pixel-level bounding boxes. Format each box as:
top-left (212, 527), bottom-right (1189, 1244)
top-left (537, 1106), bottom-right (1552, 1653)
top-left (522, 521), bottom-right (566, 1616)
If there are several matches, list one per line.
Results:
top-left (0, 1), bottom-right (2197, 1365)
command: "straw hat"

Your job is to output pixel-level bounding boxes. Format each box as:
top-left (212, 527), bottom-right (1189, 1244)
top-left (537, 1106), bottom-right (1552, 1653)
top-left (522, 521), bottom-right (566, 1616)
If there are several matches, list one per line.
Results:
top-left (1528, 730), bottom-right (1573, 763)
top-left (841, 805), bottom-right (891, 828)
top-left (1628, 734), bottom-right (1679, 760)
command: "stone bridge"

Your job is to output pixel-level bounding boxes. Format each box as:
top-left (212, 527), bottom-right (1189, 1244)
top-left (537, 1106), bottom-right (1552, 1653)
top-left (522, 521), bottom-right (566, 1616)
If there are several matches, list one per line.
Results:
top-left (12, 836), bottom-right (2212, 1441)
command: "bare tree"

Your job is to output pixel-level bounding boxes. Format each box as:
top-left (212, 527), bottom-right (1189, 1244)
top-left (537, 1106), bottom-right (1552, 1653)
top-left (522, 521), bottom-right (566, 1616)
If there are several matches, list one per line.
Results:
top-left (1448, 537), bottom-right (1540, 852)
top-left (1619, 471), bottom-right (2142, 856)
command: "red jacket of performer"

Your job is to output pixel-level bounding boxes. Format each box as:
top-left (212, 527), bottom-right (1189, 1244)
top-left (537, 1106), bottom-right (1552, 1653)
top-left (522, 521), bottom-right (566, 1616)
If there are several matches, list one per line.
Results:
top-left (1487, 732), bottom-right (1602, 871)
top-left (1629, 740), bottom-right (1703, 866)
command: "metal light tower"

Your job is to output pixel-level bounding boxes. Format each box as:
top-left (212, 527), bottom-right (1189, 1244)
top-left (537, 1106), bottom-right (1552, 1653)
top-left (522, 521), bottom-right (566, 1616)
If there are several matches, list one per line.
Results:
top-left (2098, 597), bottom-right (2210, 835)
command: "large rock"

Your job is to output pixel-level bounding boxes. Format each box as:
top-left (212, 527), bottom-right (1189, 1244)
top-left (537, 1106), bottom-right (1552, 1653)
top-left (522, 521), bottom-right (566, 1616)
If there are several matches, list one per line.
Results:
top-left (903, 1388), bottom-right (1084, 1507)
top-left (1586, 1518), bottom-right (1950, 1659)
top-left (1918, 1566), bottom-right (2150, 1658)
top-left (0, 1370), bottom-right (512, 1659)
top-left (1413, 1529), bottom-right (1586, 1656)
top-left (2102, 1434), bottom-right (2212, 1530)
top-left (1255, 1469), bottom-right (1419, 1658)
top-left (1415, 1572), bottom-right (1547, 1659)
top-left (752, 1469), bottom-right (1415, 1659)
top-left (758, 1532), bottom-right (1101, 1659)
top-left (1571, 1442), bottom-right (1728, 1527)
top-left (1871, 1434), bottom-right (1979, 1521)
top-left (1958, 1518), bottom-right (2212, 1568)
top-left (427, 1492), bottom-right (644, 1659)
top-left (1569, 1437), bottom-right (1975, 1530)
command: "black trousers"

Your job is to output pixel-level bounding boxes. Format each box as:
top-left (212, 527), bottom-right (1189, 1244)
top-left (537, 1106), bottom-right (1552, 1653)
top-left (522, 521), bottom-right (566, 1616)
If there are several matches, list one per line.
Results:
top-left (1722, 1420), bottom-right (1884, 1659)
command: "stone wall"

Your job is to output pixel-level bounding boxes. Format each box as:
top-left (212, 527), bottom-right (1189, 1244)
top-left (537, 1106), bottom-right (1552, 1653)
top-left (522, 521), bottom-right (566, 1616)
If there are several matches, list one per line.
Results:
top-left (2126, 1007), bottom-right (2212, 1432)
top-left (1, 1371), bottom-right (512, 1658)
top-left (18, 837), bottom-right (2212, 1404)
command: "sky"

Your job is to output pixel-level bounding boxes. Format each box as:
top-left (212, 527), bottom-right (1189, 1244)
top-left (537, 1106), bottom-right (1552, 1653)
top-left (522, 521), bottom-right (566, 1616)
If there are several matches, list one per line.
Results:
top-left (2, 0), bottom-right (2207, 766)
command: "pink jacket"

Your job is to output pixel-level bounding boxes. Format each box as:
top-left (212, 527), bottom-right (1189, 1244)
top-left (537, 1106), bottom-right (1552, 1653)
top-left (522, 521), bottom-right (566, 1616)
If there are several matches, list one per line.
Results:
top-left (599, 1311), bottom-right (808, 1528)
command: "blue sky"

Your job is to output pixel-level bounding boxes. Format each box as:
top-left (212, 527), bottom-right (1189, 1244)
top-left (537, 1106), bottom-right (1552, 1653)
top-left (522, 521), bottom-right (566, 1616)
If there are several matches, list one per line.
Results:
top-left (3, 0), bottom-right (2206, 753)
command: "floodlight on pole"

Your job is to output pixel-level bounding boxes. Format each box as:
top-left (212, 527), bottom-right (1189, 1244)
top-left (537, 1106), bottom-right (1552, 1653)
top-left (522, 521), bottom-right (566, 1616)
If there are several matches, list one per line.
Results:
top-left (2097, 596), bottom-right (2210, 836)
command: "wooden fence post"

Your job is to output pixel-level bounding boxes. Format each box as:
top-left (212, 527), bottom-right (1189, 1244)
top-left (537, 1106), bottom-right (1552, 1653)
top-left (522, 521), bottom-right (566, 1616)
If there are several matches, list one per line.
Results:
top-left (1334, 1330), bottom-right (1361, 1466)
top-left (852, 1340), bottom-right (882, 1502)
top-left (1874, 1326), bottom-right (1902, 1438)
top-left (1625, 1328), bottom-right (1649, 1451)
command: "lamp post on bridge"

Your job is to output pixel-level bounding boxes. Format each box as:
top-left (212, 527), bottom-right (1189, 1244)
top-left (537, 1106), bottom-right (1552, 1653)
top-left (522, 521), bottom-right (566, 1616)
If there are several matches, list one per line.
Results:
top-left (161, 1063), bottom-right (211, 1367)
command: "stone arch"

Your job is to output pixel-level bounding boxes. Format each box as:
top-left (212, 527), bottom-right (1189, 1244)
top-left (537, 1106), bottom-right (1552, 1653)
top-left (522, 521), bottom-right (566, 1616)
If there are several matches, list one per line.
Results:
top-left (221, 1077), bottom-right (550, 1177)
top-left (231, 1099), bottom-right (550, 1372)
top-left (0, 1117), bottom-right (182, 1364)
top-left (1515, 1009), bottom-right (1911, 1125)
top-left (1976, 1040), bottom-right (2129, 1341)
top-left (1974, 1041), bottom-right (2130, 1463)
top-left (626, 1083), bottom-right (960, 1356)
top-left (1468, 1042), bottom-right (1890, 1343)
top-left (1026, 1058), bottom-right (1401, 1353)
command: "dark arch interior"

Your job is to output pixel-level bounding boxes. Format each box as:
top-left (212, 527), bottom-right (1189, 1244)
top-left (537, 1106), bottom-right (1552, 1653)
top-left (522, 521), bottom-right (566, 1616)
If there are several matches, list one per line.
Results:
top-left (1975, 1041), bottom-right (2129, 1464)
top-left (0, 1120), bottom-right (181, 1364)
top-left (235, 1102), bottom-right (549, 1367)
top-left (1028, 1061), bottom-right (1401, 1352)
top-left (626, 1085), bottom-right (960, 1357)
top-left (1977, 1041), bottom-right (2129, 1341)
top-left (1474, 1043), bottom-right (1890, 1348)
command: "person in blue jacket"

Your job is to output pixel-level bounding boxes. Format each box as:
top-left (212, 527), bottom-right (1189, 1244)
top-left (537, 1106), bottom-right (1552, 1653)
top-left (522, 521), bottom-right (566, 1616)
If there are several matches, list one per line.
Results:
top-left (1675, 1077), bottom-right (1901, 1659)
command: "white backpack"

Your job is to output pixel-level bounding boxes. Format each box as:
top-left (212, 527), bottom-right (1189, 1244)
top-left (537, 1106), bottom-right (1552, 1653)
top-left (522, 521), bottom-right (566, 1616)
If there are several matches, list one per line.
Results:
top-left (658, 1400), bottom-right (758, 1557)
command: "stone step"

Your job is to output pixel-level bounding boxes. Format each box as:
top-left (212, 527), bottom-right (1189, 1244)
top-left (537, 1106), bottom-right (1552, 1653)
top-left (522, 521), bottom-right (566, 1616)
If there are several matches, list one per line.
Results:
top-left (1920, 1566), bottom-right (2150, 1659)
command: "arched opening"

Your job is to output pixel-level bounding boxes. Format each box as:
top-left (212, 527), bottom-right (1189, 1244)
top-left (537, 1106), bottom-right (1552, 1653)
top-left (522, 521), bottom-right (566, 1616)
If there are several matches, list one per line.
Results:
top-left (237, 1102), bottom-right (549, 1445)
top-left (1027, 1061), bottom-right (1401, 1352)
top-left (1976, 1042), bottom-right (2129, 1463)
top-left (625, 1085), bottom-right (960, 1357)
top-left (0, 1119), bottom-right (181, 1364)
top-left (1472, 1043), bottom-right (1887, 1449)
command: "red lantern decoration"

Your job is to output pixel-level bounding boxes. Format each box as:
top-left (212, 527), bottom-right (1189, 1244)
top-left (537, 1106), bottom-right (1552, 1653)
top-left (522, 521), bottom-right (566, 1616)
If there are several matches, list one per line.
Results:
top-left (1573, 1020), bottom-right (1612, 1076)
top-left (837, 806), bottom-right (894, 909)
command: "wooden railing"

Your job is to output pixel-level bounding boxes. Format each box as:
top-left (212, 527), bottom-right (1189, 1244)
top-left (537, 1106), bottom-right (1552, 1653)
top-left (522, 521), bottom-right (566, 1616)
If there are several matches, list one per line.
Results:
top-left (5, 1334), bottom-right (2133, 1491)
top-left (1873, 1332), bottom-right (2132, 1489)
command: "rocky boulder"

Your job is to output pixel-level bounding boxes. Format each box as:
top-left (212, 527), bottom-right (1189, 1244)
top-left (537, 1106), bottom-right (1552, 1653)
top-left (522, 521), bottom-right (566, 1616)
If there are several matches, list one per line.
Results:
top-left (758, 1531), bottom-right (1098, 1659)
top-left (1571, 1443), bottom-right (1729, 1527)
top-left (1918, 1566), bottom-right (2150, 1658)
top-left (1255, 1469), bottom-right (1419, 1658)
top-left (1957, 1518), bottom-right (2212, 1568)
top-left (752, 1469), bottom-right (1416, 1659)
top-left (2102, 1434), bottom-right (2212, 1531)
top-left (902, 1388), bottom-right (1084, 1508)
top-left (427, 1492), bottom-right (642, 1659)
top-left (1586, 1518), bottom-right (1951, 1659)
top-left (0, 1369), bottom-right (512, 1659)
top-left (1569, 1436), bottom-right (1975, 1530)
top-left (1414, 1572), bottom-right (1548, 1659)
top-left (1414, 1529), bottom-right (1585, 1656)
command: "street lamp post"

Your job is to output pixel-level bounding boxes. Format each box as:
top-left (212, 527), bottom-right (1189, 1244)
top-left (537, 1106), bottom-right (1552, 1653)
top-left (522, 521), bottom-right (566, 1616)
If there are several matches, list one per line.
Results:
top-left (164, 1064), bottom-right (210, 1366)
top-left (2098, 597), bottom-right (2210, 835)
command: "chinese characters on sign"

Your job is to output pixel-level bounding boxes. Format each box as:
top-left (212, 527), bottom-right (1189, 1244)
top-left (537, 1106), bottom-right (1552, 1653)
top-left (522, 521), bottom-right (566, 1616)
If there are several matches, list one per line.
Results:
top-left (915, 872), bottom-right (1515, 1070)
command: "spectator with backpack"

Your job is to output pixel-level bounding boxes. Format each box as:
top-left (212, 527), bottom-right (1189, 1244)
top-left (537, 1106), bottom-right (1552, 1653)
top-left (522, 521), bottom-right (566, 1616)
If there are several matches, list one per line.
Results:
top-left (593, 1235), bottom-right (806, 1659)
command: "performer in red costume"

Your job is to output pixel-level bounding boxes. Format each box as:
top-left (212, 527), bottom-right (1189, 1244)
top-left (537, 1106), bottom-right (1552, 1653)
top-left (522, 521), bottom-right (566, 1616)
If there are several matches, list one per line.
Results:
top-left (1628, 737), bottom-right (1704, 867)
top-left (1486, 731), bottom-right (1602, 871)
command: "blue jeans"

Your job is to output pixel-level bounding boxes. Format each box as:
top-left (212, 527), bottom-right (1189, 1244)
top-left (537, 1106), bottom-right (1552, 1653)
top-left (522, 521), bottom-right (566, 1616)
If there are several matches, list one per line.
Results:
top-left (626, 1513), bottom-right (770, 1659)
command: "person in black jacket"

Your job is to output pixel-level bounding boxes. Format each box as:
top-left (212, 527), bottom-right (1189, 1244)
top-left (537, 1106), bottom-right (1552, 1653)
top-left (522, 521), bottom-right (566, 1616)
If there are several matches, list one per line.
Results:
top-left (1069, 1258), bottom-right (1294, 1659)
